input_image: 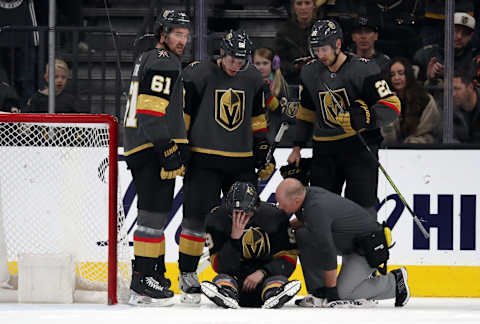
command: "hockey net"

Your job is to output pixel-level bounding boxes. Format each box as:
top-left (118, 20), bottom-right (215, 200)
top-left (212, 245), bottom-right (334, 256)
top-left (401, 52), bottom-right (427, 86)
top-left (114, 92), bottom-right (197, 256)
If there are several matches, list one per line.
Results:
top-left (0, 114), bottom-right (131, 304)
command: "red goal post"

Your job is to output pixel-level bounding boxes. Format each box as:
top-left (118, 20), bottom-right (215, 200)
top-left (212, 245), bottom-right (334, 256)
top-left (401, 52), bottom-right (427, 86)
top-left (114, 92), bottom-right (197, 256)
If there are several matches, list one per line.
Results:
top-left (0, 114), bottom-right (130, 304)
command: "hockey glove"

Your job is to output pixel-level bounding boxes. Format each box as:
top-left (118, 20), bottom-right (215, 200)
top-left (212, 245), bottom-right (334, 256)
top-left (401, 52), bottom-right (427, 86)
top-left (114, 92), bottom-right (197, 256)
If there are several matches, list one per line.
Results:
top-left (254, 139), bottom-right (276, 181)
top-left (336, 99), bottom-right (373, 132)
top-left (158, 140), bottom-right (185, 180)
top-left (280, 98), bottom-right (298, 125)
top-left (279, 158), bottom-right (312, 185)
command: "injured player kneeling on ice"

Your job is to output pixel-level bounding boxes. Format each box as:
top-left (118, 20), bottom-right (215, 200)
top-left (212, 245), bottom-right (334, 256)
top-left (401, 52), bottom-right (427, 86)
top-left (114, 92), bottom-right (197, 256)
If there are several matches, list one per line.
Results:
top-left (200, 181), bottom-right (301, 309)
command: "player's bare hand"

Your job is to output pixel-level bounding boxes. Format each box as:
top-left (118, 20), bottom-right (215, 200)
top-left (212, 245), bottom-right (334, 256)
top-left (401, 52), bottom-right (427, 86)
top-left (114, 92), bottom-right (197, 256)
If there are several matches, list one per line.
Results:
top-left (242, 270), bottom-right (265, 292)
top-left (287, 146), bottom-right (301, 167)
top-left (231, 210), bottom-right (251, 239)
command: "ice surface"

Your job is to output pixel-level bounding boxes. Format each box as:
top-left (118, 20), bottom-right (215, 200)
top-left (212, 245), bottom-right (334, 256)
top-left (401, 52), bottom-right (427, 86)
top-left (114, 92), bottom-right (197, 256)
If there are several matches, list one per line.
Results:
top-left (0, 296), bottom-right (479, 324)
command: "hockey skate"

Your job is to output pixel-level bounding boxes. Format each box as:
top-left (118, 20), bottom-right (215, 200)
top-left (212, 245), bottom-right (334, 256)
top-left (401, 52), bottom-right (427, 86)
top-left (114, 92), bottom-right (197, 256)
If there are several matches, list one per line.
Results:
top-left (128, 271), bottom-right (174, 307)
top-left (294, 294), bottom-right (326, 307)
top-left (179, 272), bottom-right (202, 304)
top-left (262, 280), bottom-right (301, 309)
top-left (201, 281), bottom-right (239, 309)
top-left (392, 267), bottom-right (410, 307)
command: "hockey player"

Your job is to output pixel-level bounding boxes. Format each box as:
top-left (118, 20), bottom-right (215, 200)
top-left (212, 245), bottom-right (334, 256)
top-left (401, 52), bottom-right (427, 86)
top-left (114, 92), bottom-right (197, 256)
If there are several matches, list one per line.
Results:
top-left (276, 178), bottom-right (410, 308)
top-left (178, 30), bottom-right (277, 304)
top-left (200, 182), bottom-right (301, 309)
top-left (122, 9), bottom-right (191, 306)
top-left (288, 20), bottom-right (401, 217)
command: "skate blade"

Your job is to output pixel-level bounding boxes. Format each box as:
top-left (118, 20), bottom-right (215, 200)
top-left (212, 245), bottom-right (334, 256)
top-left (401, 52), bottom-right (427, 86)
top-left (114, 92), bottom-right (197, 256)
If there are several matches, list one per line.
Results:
top-left (326, 299), bottom-right (378, 308)
top-left (128, 290), bottom-right (175, 307)
top-left (262, 280), bottom-right (301, 309)
top-left (180, 292), bottom-right (202, 305)
top-left (201, 282), bottom-right (239, 309)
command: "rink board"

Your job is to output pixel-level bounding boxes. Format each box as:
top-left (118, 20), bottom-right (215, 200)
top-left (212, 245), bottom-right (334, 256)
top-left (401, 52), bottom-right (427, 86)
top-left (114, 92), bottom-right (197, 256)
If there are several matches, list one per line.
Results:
top-left (119, 148), bottom-right (480, 297)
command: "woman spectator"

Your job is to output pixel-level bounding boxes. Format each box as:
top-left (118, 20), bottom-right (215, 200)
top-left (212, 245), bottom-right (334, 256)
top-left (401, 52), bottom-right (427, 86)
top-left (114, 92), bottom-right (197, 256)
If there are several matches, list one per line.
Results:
top-left (382, 57), bottom-right (441, 144)
top-left (253, 47), bottom-right (295, 146)
top-left (274, 0), bottom-right (318, 84)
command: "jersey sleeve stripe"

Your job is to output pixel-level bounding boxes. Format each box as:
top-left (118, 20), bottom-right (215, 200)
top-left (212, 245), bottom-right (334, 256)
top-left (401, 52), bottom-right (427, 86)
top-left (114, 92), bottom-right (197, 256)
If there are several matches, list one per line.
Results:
top-left (251, 114), bottom-right (267, 133)
top-left (137, 94), bottom-right (169, 114)
top-left (136, 110), bottom-right (165, 117)
top-left (379, 96), bottom-right (401, 115)
top-left (266, 96), bottom-right (279, 111)
top-left (296, 104), bottom-right (316, 123)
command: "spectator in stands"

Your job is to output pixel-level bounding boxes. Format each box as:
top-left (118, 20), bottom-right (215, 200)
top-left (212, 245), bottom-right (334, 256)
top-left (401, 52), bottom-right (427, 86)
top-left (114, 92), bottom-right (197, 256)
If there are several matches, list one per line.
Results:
top-left (35, 0), bottom-right (91, 52)
top-left (0, 80), bottom-right (23, 113)
top-left (414, 12), bottom-right (479, 84)
top-left (365, 0), bottom-right (422, 59)
top-left (381, 57), bottom-right (441, 145)
top-left (26, 59), bottom-right (78, 113)
top-left (324, 0), bottom-right (366, 51)
top-left (348, 15), bottom-right (390, 72)
top-left (275, 0), bottom-right (317, 84)
top-left (420, 0), bottom-right (475, 47)
top-left (452, 69), bottom-right (480, 144)
top-left (0, 0), bottom-right (39, 100)
top-left (253, 47), bottom-right (294, 145)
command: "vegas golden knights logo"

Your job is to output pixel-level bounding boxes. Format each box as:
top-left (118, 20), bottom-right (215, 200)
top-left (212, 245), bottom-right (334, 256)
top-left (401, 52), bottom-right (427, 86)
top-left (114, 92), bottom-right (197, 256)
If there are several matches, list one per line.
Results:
top-left (215, 88), bottom-right (245, 131)
top-left (241, 227), bottom-right (271, 259)
top-left (318, 88), bottom-right (350, 128)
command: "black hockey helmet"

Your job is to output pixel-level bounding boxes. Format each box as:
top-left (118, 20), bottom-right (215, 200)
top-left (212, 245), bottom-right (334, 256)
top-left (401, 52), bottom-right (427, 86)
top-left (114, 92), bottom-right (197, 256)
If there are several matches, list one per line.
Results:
top-left (226, 182), bottom-right (258, 215)
top-left (309, 19), bottom-right (343, 50)
top-left (155, 9), bottom-right (191, 38)
top-left (220, 30), bottom-right (254, 59)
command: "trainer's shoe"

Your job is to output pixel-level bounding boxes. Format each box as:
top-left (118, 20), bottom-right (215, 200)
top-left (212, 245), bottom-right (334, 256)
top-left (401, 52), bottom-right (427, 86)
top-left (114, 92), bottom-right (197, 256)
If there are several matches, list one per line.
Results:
top-left (391, 267), bottom-right (410, 307)
top-left (201, 281), bottom-right (239, 309)
top-left (128, 271), bottom-right (174, 306)
top-left (262, 280), bottom-right (301, 309)
top-left (179, 271), bottom-right (202, 304)
top-left (294, 294), bottom-right (326, 307)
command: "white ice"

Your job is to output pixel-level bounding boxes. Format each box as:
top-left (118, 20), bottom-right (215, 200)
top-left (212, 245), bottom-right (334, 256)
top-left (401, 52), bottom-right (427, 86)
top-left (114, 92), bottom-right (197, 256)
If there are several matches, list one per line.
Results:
top-left (1, 296), bottom-right (479, 324)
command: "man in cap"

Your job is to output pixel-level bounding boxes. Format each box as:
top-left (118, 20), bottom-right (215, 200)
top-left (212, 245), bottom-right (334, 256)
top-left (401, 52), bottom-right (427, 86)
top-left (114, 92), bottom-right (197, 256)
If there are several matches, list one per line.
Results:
top-left (414, 12), bottom-right (478, 84)
top-left (349, 15), bottom-right (390, 72)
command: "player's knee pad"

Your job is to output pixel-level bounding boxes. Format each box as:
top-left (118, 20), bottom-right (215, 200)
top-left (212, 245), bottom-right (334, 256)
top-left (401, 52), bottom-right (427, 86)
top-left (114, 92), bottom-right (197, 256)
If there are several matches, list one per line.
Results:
top-left (136, 209), bottom-right (167, 231)
top-left (213, 274), bottom-right (238, 292)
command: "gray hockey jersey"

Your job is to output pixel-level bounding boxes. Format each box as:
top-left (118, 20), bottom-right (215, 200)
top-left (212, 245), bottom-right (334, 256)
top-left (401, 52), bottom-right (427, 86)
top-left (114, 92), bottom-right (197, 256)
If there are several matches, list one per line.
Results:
top-left (183, 60), bottom-right (267, 157)
top-left (123, 48), bottom-right (187, 156)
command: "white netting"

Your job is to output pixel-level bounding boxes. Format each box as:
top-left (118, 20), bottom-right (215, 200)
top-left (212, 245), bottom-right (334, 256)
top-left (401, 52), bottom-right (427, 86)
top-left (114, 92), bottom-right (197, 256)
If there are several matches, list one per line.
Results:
top-left (0, 119), bottom-right (131, 303)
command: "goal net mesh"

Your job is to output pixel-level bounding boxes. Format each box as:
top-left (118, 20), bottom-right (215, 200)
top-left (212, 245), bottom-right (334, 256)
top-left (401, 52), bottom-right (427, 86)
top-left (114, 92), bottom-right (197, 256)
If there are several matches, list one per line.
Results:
top-left (0, 119), bottom-right (131, 303)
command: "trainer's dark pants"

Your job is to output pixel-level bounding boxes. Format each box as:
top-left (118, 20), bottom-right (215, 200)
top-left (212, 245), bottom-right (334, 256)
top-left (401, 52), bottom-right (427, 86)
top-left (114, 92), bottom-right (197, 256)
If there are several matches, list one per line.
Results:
top-left (310, 142), bottom-right (379, 213)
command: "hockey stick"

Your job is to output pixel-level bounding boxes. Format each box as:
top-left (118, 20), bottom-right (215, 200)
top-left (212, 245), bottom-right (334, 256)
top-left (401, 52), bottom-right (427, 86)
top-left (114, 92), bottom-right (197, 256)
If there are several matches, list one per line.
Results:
top-left (257, 121), bottom-right (290, 179)
top-left (324, 83), bottom-right (430, 239)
